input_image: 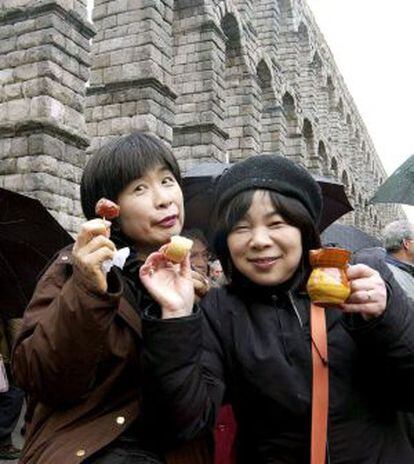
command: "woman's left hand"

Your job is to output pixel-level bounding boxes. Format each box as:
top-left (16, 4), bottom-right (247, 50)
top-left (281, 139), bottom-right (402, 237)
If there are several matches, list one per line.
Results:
top-left (140, 250), bottom-right (195, 319)
top-left (340, 264), bottom-right (387, 320)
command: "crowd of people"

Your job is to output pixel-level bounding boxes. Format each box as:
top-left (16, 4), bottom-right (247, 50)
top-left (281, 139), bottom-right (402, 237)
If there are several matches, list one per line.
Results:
top-left (1, 132), bottom-right (414, 463)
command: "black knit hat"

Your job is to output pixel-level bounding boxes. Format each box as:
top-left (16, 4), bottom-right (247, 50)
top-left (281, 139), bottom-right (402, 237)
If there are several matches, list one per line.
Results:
top-left (215, 154), bottom-right (323, 225)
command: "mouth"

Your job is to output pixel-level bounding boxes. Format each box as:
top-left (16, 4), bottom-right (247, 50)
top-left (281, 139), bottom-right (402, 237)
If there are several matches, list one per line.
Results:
top-left (156, 214), bottom-right (178, 228)
top-left (248, 256), bottom-right (280, 269)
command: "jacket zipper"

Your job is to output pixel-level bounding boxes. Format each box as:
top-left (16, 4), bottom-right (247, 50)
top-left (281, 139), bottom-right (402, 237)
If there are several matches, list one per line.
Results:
top-left (288, 291), bottom-right (303, 328)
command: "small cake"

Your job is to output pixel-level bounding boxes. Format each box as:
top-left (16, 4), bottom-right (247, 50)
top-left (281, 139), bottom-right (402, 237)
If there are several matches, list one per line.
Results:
top-left (164, 236), bottom-right (193, 263)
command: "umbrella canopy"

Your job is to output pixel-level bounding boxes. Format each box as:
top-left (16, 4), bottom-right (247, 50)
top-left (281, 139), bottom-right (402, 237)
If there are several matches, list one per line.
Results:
top-left (321, 223), bottom-right (382, 253)
top-left (370, 154), bottom-right (414, 206)
top-left (0, 188), bottom-right (73, 318)
top-left (183, 161), bottom-right (353, 236)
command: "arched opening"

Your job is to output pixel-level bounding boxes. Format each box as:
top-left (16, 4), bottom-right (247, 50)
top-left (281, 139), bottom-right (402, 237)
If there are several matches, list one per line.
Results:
top-left (302, 118), bottom-right (316, 171)
top-left (341, 170), bottom-right (350, 193)
top-left (222, 13), bottom-right (242, 62)
top-left (282, 92), bottom-right (301, 163)
top-left (330, 157), bottom-right (338, 179)
top-left (257, 59), bottom-right (278, 154)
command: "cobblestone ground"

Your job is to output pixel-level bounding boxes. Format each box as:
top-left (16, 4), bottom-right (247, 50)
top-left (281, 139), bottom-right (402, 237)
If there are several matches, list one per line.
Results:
top-left (0, 405), bottom-right (24, 464)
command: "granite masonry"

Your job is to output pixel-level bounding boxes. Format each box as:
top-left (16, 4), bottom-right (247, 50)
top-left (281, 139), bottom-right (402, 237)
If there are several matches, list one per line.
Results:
top-left (0, 0), bottom-right (404, 234)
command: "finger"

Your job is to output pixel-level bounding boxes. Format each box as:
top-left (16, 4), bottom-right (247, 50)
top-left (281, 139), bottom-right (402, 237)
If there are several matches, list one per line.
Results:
top-left (82, 235), bottom-right (116, 255)
top-left (140, 252), bottom-right (168, 278)
top-left (75, 219), bottom-right (111, 250)
top-left (340, 302), bottom-right (379, 313)
top-left (349, 277), bottom-right (376, 293)
top-left (346, 264), bottom-right (378, 281)
top-left (180, 253), bottom-right (192, 278)
top-left (346, 289), bottom-right (376, 304)
top-left (78, 246), bottom-right (115, 273)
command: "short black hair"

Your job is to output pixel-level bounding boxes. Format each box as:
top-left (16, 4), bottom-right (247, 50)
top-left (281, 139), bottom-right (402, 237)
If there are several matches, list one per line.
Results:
top-left (81, 132), bottom-right (181, 220)
top-left (214, 189), bottom-right (321, 288)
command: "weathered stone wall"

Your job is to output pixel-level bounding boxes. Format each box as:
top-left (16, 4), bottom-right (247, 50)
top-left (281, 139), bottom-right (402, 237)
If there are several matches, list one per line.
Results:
top-left (0, 0), bottom-right (94, 233)
top-left (0, 0), bottom-right (404, 235)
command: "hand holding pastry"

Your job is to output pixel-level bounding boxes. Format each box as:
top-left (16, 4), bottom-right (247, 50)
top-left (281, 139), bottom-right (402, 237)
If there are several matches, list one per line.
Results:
top-left (72, 218), bottom-right (115, 294)
top-left (139, 236), bottom-right (195, 318)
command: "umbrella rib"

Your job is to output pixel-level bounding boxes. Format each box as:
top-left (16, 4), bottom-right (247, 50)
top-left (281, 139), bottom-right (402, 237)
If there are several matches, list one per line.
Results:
top-left (0, 219), bottom-right (26, 225)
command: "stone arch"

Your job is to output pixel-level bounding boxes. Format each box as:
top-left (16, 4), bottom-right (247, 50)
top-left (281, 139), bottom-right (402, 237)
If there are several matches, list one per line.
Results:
top-left (327, 76), bottom-right (336, 107)
top-left (256, 59), bottom-right (279, 154)
top-left (282, 92), bottom-right (302, 163)
top-left (302, 118), bottom-right (316, 170)
top-left (318, 140), bottom-right (330, 175)
top-left (330, 156), bottom-right (339, 179)
top-left (341, 169), bottom-right (350, 193)
top-left (298, 21), bottom-right (309, 44)
top-left (337, 98), bottom-right (344, 117)
top-left (221, 12), bottom-right (243, 61)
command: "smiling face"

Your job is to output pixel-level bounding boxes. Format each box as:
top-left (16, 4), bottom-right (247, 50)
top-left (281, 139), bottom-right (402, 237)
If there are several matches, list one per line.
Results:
top-left (117, 165), bottom-right (184, 258)
top-left (227, 190), bottom-right (303, 286)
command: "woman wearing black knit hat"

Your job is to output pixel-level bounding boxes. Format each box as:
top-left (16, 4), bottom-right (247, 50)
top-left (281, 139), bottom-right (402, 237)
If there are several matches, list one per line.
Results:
top-left (141, 154), bottom-right (414, 464)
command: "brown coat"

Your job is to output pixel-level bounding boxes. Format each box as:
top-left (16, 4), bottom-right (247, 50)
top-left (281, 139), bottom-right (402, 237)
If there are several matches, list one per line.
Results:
top-left (12, 249), bottom-right (212, 464)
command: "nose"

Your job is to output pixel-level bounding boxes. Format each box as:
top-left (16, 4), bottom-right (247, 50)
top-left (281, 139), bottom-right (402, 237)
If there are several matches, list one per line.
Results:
top-left (152, 185), bottom-right (173, 208)
top-left (249, 227), bottom-right (272, 249)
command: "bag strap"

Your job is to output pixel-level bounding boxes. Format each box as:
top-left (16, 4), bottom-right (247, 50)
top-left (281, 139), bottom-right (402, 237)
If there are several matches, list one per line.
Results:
top-left (310, 303), bottom-right (329, 464)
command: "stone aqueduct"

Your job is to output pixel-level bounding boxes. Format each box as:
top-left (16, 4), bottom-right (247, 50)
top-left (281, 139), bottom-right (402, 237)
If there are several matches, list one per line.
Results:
top-left (0, 0), bottom-right (403, 234)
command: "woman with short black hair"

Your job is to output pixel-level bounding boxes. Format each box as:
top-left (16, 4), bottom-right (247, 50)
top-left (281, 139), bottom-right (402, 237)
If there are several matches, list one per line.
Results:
top-left (12, 132), bottom-right (209, 464)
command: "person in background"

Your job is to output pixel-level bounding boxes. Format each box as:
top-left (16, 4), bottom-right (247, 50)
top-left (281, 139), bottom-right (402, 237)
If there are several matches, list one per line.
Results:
top-left (209, 259), bottom-right (226, 287)
top-left (12, 132), bottom-right (210, 464)
top-left (182, 229), bottom-right (212, 299)
top-left (382, 220), bottom-right (414, 300)
top-left (380, 219), bottom-right (414, 447)
top-left (140, 154), bottom-right (414, 463)
top-left (0, 315), bottom-right (24, 460)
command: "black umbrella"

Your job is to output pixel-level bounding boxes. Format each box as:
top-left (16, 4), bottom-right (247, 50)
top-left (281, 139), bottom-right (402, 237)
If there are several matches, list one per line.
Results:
top-left (370, 154), bottom-right (414, 206)
top-left (0, 188), bottom-right (73, 318)
top-left (321, 223), bottom-right (382, 253)
top-left (183, 162), bottom-right (353, 235)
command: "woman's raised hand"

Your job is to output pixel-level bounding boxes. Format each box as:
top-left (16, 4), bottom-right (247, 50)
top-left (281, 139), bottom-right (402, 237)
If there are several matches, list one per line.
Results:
top-left (72, 219), bottom-right (116, 295)
top-left (340, 264), bottom-right (387, 320)
top-left (140, 249), bottom-right (195, 319)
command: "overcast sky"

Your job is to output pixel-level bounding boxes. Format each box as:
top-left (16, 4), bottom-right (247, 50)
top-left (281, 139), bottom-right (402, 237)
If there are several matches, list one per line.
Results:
top-left (306, 0), bottom-right (414, 219)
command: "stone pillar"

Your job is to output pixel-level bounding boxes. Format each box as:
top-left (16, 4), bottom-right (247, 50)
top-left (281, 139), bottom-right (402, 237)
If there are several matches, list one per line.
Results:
top-left (172, 5), bottom-right (228, 168)
top-left (86, 0), bottom-right (176, 153)
top-left (255, 0), bottom-right (281, 60)
top-left (0, 0), bottom-right (93, 234)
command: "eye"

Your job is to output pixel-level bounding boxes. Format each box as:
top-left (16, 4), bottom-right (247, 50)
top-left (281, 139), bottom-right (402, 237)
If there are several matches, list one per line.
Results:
top-left (232, 223), bottom-right (249, 233)
top-left (134, 184), bottom-right (146, 193)
top-left (162, 175), bottom-right (176, 185)
top-left (269, 220), bottom-right (284, 228)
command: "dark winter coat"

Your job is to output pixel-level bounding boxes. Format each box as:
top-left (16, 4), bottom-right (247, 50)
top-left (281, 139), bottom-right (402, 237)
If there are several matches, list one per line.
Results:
top-left (143, 252), bottom-right (414, 463)
top-left (12, 247), bottom-right (212, 464)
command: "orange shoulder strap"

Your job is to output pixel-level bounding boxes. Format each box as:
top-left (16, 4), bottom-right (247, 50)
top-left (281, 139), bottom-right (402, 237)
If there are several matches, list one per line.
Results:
top-left (310, 303), bottom-right (329, 464)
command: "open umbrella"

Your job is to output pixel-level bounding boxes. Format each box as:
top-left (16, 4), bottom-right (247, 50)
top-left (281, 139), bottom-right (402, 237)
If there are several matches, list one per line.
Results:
top-left (0, 188), bottom-right (73, 318)
top-left (321, 223), bottom-right (382, 253)
top-left (183, 161), bottom-right (353, 235)
top-left (370, 154), bottom-right (414, 206)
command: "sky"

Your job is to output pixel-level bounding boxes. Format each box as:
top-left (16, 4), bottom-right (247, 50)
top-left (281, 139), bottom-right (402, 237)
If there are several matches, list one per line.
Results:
top-left (306, 0), bottom-right (414, 219)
